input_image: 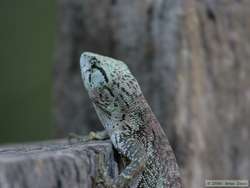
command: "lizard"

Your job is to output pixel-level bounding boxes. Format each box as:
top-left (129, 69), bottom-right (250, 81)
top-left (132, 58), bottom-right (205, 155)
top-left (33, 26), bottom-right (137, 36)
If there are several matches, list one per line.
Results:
top-left (79, 52), bottom-right (182, 188)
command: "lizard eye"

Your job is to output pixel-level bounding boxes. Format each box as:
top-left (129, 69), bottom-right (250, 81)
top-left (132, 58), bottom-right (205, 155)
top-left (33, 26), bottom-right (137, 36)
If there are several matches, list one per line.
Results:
top-left (90, 57), bottom-right (98, 66)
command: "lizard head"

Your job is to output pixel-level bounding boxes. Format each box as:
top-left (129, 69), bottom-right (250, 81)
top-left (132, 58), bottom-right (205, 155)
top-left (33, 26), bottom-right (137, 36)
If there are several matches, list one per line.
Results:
top-left (80, 52), bottom-right (128, 91)
top-left (80, 52), bottom-right (141, 113)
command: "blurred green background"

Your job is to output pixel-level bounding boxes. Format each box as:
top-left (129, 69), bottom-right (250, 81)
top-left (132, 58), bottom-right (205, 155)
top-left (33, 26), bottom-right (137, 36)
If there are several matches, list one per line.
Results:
top-left (0, 0), bottom-right (55, 144)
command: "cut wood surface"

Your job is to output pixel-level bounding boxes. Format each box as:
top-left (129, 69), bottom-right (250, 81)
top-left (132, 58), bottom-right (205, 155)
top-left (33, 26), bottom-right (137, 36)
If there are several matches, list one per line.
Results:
top-left (0, 140), bottom-right (118, 188)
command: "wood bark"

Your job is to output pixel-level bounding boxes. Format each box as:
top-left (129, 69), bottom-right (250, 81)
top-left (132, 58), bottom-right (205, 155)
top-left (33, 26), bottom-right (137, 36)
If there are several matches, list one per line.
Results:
top-left (54, 0), bottom-right (250, 187)
top-left (176, 0), bottom-right (250, 187)
top-left (0, 140), bottom-right (118, 188)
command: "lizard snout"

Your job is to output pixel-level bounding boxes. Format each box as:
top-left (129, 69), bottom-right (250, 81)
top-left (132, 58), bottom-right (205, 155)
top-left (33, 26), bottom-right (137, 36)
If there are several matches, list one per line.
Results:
top-left (80, 52), bottom-right (92, 74)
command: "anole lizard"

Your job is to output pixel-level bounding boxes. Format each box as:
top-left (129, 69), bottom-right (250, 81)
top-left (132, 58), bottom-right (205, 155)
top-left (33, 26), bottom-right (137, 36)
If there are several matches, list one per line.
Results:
top-left (78, 52), bottom-right (182, 188)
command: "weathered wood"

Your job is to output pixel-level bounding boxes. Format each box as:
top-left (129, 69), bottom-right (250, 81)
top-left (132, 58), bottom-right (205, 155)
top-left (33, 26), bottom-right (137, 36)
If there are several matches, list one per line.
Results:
top-left (0, 140), bottom-right (118, 188)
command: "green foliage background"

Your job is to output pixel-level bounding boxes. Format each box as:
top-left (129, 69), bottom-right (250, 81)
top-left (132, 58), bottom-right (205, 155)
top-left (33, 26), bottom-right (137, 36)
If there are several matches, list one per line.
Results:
top-left (0, 0), bottom-right (55, 144)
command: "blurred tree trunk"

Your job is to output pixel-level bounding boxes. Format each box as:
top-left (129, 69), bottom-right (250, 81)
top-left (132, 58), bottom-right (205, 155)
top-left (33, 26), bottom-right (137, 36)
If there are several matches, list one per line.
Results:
top-left (54, 0), bottom-right (250, 187)
top-left (176, 0), bottom-right (250, 187)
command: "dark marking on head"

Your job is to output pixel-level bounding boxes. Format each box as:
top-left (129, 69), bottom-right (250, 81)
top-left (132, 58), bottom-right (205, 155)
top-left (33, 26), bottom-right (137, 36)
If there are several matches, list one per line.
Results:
top-left (88, 74), bottom-right (92, 83)
top-left (91, 64), bottom-right (109, 83)
top-left (90, 57), bottom-right (98, 64)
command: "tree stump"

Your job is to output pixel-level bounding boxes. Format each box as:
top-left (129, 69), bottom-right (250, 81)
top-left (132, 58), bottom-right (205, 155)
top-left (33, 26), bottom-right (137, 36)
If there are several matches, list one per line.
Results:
top-left (0, 140), bottom-right (118, 188)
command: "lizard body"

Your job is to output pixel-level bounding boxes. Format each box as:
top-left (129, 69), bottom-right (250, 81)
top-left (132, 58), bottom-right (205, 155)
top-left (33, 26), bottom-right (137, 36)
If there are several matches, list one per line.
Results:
top-left (80, 52), bottom-right (182, 188)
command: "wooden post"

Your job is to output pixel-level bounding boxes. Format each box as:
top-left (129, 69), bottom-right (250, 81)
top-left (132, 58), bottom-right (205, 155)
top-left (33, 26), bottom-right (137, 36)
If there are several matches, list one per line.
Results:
top-left (0, 140), bottom-right (118, 188)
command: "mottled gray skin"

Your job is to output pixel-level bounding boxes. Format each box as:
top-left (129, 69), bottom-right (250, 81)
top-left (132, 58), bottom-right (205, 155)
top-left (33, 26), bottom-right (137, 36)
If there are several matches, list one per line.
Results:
top-left (80, 52), bottom-right (182, 188)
